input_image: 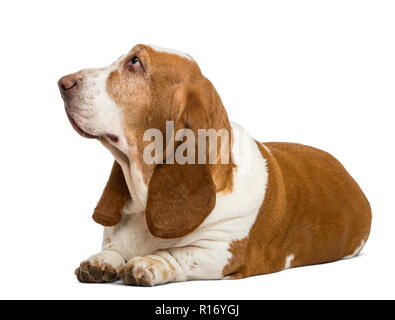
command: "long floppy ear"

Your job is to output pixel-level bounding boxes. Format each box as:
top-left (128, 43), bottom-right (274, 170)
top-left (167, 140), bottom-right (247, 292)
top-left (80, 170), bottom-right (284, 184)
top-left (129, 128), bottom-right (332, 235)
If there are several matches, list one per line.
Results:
top-left (146, 162), bottom-right (216, 238)
top-left (92, 161), bottom-right (130, 226)
top-left (146, 88), bottom-right (217, 238)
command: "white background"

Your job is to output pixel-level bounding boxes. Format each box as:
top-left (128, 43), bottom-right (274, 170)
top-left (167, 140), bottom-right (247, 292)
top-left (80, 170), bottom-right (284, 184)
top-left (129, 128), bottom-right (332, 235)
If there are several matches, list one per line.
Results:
top-left (0, 0), bottom-right (394, 299)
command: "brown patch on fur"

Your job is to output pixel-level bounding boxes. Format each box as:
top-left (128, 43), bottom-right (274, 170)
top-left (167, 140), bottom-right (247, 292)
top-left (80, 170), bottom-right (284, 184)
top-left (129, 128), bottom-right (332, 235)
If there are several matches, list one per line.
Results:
top-left (222, 238), bottom-right (248, 277)
top-left (92, 161), bottom-right (130, 226)
top-left (223, 141), bottom-right (372, 278)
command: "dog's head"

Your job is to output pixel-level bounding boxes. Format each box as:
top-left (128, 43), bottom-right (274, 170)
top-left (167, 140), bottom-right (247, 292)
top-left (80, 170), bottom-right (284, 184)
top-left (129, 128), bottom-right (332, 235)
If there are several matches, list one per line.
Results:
top-left (59, 44), bottom-right (233, 238)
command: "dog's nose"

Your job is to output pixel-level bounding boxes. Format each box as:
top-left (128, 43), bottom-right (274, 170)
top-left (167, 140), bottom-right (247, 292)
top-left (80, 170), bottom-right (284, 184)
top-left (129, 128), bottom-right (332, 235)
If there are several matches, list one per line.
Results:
top-left (58, 74), bottom-right (78, 92)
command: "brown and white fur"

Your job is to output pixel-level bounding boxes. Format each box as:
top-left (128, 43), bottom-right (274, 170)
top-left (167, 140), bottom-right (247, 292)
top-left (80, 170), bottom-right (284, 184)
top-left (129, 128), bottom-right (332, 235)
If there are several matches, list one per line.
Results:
top-left (58, 44), bottom-right (372, 286)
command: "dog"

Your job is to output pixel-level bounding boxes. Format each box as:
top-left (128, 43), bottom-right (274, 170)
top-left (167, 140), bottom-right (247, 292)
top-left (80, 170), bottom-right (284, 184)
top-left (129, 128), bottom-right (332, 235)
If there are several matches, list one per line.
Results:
top-left (58, 44), bottom-right (371, 286)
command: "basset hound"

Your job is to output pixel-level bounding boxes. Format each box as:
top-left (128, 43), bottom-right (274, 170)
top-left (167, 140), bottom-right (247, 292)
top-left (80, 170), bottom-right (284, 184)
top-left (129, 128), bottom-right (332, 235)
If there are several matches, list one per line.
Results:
top-left (58, 44), bottom-right (372, 286)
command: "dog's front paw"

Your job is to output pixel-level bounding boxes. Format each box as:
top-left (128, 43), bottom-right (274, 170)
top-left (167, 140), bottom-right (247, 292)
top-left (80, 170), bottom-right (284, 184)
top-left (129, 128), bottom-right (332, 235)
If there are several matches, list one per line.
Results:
top-left (119, 256), bottom-right (173, 286)
top-left (75, 250), bottom-right (125, 283)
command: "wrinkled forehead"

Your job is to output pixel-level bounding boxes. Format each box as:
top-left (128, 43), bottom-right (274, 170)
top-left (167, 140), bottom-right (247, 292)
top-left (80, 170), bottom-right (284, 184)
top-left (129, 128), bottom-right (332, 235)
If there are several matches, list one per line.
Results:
top-left (123, 44), bottom-right (198, 79)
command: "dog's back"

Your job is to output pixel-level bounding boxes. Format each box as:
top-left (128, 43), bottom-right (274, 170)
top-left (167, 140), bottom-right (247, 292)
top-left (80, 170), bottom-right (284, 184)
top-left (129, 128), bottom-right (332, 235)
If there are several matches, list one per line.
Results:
top-left (226, 142), bottom-right (372, 278)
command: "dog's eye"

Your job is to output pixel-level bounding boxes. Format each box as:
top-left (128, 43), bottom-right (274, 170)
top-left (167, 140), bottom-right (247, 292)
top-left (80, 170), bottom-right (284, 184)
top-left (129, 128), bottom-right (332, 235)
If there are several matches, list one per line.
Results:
top-left (132, 56), bottom-right (140, 65)
top-left (129, 56), bottom-right (141, 70)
